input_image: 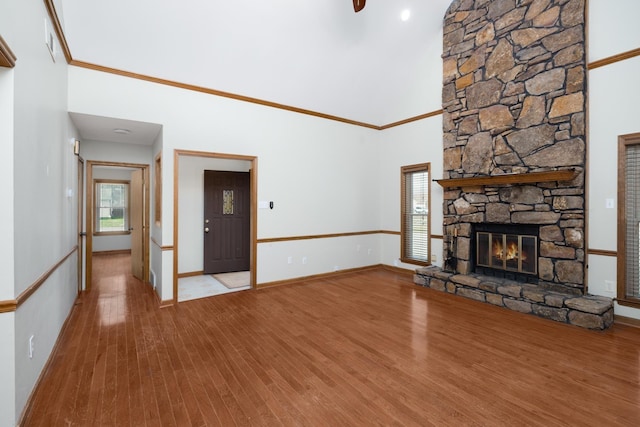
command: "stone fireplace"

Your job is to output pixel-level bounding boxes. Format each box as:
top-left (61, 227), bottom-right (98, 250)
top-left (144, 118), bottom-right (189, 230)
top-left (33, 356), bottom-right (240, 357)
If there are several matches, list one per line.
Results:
top-left (439, 0), bottom-right (587, 295)
top-left (414, 0), bottom-right (614, 329)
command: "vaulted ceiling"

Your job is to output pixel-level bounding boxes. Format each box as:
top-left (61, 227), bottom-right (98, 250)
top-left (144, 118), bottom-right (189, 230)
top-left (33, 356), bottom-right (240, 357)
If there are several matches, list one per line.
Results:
top-left (56, 0), bottom-right (452, 127)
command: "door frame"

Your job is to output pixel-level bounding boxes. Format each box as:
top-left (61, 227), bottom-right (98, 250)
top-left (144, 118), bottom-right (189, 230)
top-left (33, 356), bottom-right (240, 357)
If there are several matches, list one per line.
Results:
top-left (174, 150), bottom-right (258, 304)
top-left (77, 156), bottom-right (85, 294)
top-left (86, 160), bottom-right (150, 290)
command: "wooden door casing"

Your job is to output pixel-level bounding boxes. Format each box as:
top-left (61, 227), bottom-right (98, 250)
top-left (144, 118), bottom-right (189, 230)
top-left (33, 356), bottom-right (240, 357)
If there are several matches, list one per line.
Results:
top-left (130, 169), bottom-right (144, 280)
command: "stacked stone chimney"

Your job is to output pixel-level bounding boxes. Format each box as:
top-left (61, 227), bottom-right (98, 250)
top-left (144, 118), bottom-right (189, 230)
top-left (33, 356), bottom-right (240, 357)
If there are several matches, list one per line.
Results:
top-left (441, 0), bottom-right (586, 295)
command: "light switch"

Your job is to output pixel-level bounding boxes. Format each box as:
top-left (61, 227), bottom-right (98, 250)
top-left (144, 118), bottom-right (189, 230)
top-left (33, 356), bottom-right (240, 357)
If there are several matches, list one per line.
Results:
top-left (606, 198), bottom-right (615, 209)
top-left (258, 200), bottom-right (269, 209)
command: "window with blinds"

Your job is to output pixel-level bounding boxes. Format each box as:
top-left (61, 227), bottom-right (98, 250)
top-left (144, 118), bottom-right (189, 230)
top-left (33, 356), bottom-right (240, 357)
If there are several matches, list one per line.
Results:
top-left (401, 163), bottom-right (430, 265)
top-left (619, 134), bottom-right (640, 308)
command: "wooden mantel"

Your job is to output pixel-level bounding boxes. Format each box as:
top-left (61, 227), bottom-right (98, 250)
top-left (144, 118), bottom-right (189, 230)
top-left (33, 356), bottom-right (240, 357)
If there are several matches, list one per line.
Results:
top-left (435, 169), bottom-right (578, 188)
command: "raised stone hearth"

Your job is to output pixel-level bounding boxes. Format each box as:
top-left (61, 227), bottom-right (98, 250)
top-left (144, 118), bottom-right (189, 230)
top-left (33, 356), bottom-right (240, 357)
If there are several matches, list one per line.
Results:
top-left (415, 266), bottom-right (613, 330)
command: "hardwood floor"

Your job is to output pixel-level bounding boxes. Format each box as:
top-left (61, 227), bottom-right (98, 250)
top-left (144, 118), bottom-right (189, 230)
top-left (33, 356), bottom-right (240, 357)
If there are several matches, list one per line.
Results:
top-left (22, 253), bottom-right (640, 426)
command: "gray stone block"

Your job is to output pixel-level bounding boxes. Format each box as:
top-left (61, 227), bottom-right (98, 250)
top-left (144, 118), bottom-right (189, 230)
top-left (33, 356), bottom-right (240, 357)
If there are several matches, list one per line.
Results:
top-left (504, 298), bottom-right (532, 313)
top-left (498, 284), bottom-right (522, 298)
top-left (486, 293), bottom-right (504, 306)
top-left (533, 305), bottom-right (569, 323)
top-left (451, 274), bottom-right (482, 288)
top-left (430, 279), bottom-right (446, 292)
top-left (446, 282), bottom-right (457, 294)
top-left (414, 275), bottom-right (427, 286)
top-left (564, 295), bottom-right (613, 315)
top-left (479, 281), bottom-right (499, 293)
top-left (544, 293), bottom-right (566, 308)
top-left (457, 288), bottom-right (486, 302)
top-left (602, 309), bottom-right (614, 329)
top-left (568, 310), bottom-right (605, 330)
top-left (522, 285), bottom-right (546, 303)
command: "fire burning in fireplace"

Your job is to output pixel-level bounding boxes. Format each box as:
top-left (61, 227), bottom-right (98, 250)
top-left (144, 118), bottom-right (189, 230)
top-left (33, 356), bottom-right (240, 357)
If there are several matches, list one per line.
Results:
top-left (474, 225), bottom-right (538, 280)
top-left (492, 239), bottom-right (526, 262)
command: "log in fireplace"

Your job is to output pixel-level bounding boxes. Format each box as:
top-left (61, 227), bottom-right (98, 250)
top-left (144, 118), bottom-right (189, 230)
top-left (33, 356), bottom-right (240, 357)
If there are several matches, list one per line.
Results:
top-left (472, 224), bottom-right (539, 284)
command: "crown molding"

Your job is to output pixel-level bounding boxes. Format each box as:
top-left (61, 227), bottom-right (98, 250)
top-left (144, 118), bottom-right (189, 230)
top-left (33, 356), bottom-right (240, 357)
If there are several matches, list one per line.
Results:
top-left (70, 59), bottom-right (382, 130)
top-left (44, 0), bottom-right (438, 130)
top-left (43, 0), bottom-right (72, 62)
top-left (0, 35), bottom-right (16, 68)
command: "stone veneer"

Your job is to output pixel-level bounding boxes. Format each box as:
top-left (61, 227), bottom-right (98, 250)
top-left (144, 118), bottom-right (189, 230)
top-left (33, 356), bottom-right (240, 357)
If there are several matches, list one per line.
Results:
top-left (440, 0), bottom-right (587, 295)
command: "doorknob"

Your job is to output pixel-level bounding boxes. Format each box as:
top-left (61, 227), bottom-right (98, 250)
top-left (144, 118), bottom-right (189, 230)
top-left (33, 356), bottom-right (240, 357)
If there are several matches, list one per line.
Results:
top-left (205, 219), bottom-right (210, 224)
top-left (205, 227), bottom-right (209, 233)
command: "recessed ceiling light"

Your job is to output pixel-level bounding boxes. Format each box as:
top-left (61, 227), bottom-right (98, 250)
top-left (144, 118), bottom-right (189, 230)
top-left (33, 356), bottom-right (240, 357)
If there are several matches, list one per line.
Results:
top-left (401, 9), bottom-right (411, 21)
top-left (113, 128), bottom-right (131, 135)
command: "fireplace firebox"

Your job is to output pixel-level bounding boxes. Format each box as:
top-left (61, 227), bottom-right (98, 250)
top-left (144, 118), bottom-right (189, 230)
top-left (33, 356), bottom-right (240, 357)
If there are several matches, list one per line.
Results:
top-left (472, 224), bottom-right (539, 284)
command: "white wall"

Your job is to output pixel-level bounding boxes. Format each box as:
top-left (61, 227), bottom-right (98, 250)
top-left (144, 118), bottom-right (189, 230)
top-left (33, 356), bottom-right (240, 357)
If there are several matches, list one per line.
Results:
top-left (379, 116), bottom-right (444, 270)
top-left (0, 0), bottom-right (79, 424)
top-left (0, 314), bottom-right (15, 426)
top-left (586, 1), bottom-right (640, 319)
top-left (80, 138), bottom-right (153, 165)
top-left (0, 64), bottom-right (16, 426)
top-left (0, 69), bottom-right (15, 303)
top-left (258, 234), bottom-right (383, 283)
top-left (588, 0), bottom-right (640, 63)
top-left (68, 67), bottom-right (383, 297)
top-left (588, 55), bottom-right (640, 318)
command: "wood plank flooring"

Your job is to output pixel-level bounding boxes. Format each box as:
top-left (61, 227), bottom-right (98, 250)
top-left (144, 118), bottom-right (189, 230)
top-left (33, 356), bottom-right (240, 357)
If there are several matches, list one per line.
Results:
top-left (21, 253), bottom-right (640, 426)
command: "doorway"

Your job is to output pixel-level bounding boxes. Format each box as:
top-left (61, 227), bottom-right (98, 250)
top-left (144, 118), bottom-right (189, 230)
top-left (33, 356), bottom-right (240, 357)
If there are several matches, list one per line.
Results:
top-left (174, 150), bottom-right (257, 304)
top-left (85, 161), bottom-right (150, 290)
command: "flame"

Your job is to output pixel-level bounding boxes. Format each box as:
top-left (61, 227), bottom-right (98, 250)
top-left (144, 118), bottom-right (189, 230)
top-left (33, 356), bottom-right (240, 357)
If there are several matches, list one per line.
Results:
top-left (492, 239), bottom-right (527, 261)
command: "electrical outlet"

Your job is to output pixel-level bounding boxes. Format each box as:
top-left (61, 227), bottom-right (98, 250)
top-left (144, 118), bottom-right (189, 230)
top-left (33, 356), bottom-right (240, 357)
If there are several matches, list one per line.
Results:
top-left (302, 256), bottom-right (308, 264)
top-left (287, 256), bottom-right (293, 265)
top-left (432, 253), bottom-right (437, 262)
top-left (29, 335), bottom-right (34, 359)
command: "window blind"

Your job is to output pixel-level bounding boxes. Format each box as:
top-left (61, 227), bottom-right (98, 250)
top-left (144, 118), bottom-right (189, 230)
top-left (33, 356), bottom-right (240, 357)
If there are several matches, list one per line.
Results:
top-left (401, 164), bottom-right (430, 264)
top-left (625, 144), bottom-right (640, 299)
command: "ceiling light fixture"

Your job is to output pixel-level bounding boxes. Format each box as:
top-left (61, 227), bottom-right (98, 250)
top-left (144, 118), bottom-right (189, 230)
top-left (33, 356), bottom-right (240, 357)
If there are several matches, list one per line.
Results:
top-left (113, 128), bottom-right (131, 135)
top-left (401, 9), bottom-right (411, 21)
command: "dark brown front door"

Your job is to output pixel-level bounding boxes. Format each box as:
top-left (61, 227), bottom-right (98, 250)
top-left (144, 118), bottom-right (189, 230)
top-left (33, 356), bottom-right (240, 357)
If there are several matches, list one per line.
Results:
top-left (203, 170), bottom-right (250, 274)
